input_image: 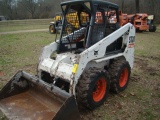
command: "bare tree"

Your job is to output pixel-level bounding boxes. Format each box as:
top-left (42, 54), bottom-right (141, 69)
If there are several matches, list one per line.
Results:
top-left (0, 0), bottom-right (15, 19)
top-left (121, 0), bottom-right (125, 12)
top-left (0, 0), bottom-right (159, 23)
top-left (135, 0), bottom-right (139, 13)
top-left (19, 0), bottom-right (37, 19)
top-left (154, 0), bottom-right (160, 22)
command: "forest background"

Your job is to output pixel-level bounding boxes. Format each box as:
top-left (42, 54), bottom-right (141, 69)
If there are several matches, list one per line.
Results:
top-left (0, 0), bottom-right (159, 23)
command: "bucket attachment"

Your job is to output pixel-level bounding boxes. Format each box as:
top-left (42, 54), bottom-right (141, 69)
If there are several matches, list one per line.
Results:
top-left (0, 70), bottom-right (80, 120)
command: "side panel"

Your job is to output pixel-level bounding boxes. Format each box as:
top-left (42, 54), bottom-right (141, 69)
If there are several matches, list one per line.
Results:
top-left (74, 23), bottom-right (135, 84)
top-left (124, 25), bottom-right (135, 68)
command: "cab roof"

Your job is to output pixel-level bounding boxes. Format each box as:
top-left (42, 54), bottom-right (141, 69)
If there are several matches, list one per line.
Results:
top-left (61, 0), bottom-right (118, 8)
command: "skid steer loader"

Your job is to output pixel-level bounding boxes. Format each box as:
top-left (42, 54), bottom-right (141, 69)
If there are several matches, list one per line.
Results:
top-left (0, 0), bottom-right (135, 119)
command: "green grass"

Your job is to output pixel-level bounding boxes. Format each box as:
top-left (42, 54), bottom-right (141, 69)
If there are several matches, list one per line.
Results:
top-left (0, 25), bottom-right (48, 32)
top-left (0, 111), bottom-right (7, 120)
top-left (0, 31), bottom-right (55, 80)
top-left (141, 109), bottom-right (155, 120)
top-left (135, 28), bottom-right (160, 57)
top-left (0, 19), bottom-right (52, 32)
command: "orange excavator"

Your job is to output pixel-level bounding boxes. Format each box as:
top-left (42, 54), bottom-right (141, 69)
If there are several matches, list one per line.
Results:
top-left (119, 11), bottom-right (156, 32)
top-left (119, 11), bottom-right (128, 26)
top-left (128, 13), bottom-right (149, 32)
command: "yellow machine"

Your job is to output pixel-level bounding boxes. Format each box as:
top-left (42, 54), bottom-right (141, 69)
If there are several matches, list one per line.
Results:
top-left (49, 13), bottom-right (62, 34)
top-left (49, 12), bottom-right (88, 34)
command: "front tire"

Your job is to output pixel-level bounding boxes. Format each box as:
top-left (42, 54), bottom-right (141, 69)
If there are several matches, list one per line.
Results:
top-left (77, 68), bottom-right (110, 110)
top-left (109, 58), bottom-right (131, 93)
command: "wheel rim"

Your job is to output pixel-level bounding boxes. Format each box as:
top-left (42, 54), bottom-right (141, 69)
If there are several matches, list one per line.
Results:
top-left (119, 68), bottom-right (129, 87)
top-left (93, 78), bottom-right (107, 102)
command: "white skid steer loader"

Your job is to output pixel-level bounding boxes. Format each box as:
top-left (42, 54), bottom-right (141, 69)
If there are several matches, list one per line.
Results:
top-left (0, 0), bottom-right (135, 120)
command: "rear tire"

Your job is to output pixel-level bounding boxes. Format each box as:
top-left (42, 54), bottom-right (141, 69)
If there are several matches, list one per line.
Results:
top-left (77, 68), bottom-right (110, 110)
top-left (149, 25), bottom-right (156, 32)
top-left (49, 24), bottom-right (56, 34)
top-left (108, 58), bottom-right (131, 93)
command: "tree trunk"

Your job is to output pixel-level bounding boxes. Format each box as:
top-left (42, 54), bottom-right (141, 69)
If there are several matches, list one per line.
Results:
top-left (122, 0), bottom-right (125, 12)
top-left (135, 0), bottom-right (139, 13)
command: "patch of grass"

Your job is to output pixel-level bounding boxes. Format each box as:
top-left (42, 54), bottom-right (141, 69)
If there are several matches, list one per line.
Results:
top-left (0, 110), bottom-right (7, 120)
top-left (135, 28), bottom-right (160, 57)
top-left (0, 25), bottom-right (48, 32)
top-left (140, 109), bottom-right (155, 120)
top-left (0, 31), bottom-right (55, 79)
top-left (0, 57), bottom-right (13, 66)
top-left (0, 19), bottom-right (52, 32)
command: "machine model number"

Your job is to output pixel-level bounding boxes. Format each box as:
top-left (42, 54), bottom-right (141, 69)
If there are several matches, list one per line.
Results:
top-left (128, 36), bottom-right (135, 48)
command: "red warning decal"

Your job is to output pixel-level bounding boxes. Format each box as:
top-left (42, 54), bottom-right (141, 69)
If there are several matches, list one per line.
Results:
top-left (128, 43), bottom-right (135, 48)
top-left (128, 36), bottom-right (135, 48)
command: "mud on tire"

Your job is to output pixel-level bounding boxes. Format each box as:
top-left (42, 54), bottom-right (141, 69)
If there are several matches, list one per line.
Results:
top-left (76, 68), bottom-right (110, 110)
top-left (108, 58), bottom-right (131, 93)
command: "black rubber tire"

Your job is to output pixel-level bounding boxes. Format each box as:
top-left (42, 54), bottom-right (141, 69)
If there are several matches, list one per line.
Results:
top-left (149, 25), bottom-right (156, 32)
top-left (49, 24), bottom-right (56, 34)
top-left (108, 58), bottom-right (131, 93)
top-left (77, 68), bottom-right (110, 110)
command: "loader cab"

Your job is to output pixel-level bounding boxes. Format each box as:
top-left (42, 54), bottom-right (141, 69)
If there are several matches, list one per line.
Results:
top-left (57, 0), bottom-right (120, 54)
